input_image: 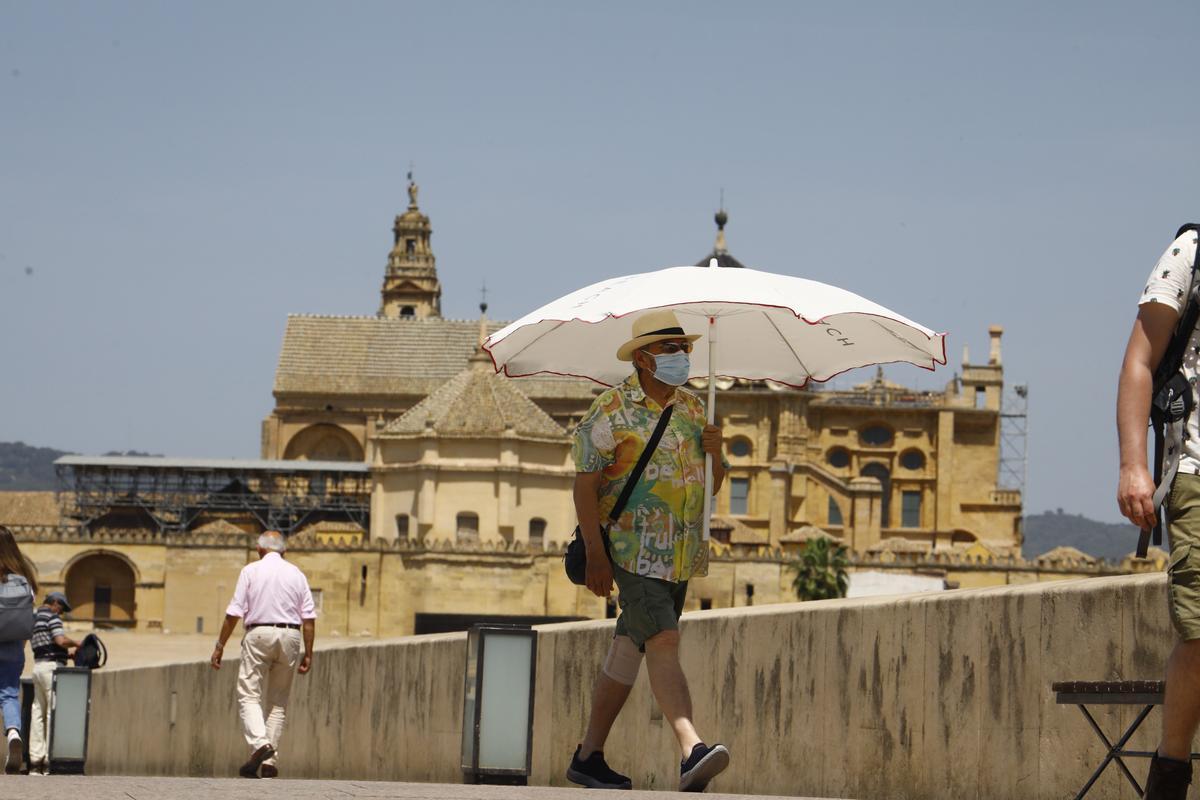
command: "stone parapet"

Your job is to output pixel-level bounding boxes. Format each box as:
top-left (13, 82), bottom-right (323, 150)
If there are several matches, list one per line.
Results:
top-left (84, 574), bottom-right (1174, 799)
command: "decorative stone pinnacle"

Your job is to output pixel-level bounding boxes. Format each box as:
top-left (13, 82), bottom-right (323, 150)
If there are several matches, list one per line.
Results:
top-left (407, 170), bottom-right (419, 209)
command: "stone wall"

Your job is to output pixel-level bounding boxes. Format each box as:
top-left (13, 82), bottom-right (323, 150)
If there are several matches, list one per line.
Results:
top-left (86, 573), bottom-right (1175, 799)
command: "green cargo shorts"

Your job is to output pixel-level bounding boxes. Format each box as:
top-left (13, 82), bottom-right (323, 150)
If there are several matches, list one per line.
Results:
top-left (613, 566), bottom-right (688, 651)
top-left (1168, 474), bottom-right (1200, 640)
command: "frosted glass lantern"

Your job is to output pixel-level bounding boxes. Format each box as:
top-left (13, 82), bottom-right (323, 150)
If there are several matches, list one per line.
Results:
top-left (461, 624), bottom-right (537, 785)
top-left (50, 667), bottom-right (92, 774)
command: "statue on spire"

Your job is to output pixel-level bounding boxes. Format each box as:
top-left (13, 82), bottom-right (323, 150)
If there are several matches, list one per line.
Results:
top-left (407, 169), bottom-right (420, 209)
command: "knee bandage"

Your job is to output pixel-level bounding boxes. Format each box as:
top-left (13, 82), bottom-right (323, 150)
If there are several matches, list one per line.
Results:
top-left (601, 635), bottom-right (643, 686)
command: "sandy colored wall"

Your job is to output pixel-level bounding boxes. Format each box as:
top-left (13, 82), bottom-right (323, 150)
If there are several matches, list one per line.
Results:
top-left (86, 573), bottom-right (1175, 799)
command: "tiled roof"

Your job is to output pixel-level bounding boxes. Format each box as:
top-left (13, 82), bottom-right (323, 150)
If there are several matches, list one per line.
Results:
top-left (866, 537), bottom-right (929, 554)
top-left (709, 515), bottom-right (766, 545)
top-left (1036, 545), bottom-right (1097, 564)
top-left (382, 361), bottom-right (567, 440)
top-left (779, 524), bottom-right (842, 544)
top-left (190, 519), bottom-right (249, 536)
top-left (274, 315), bottom-right (598, 400)
top-left (0, 492), bottom-right (61, 527)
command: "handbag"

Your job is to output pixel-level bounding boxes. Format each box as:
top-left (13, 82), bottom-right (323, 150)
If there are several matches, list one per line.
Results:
top-left (564, 404), bottom-right (675, 585)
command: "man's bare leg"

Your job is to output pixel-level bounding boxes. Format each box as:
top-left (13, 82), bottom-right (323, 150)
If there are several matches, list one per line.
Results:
top-left (643, 630), bottom-right (703, 757)
top-left (580, 673), bottom-right (633, 758)
top-left (1160, 639), bottom-right (1200, 759)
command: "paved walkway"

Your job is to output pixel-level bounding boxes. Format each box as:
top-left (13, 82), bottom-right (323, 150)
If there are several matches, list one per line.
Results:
top-left (3, 776), bottom-right (839, 799)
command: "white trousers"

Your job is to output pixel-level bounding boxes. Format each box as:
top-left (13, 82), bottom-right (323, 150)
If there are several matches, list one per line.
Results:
top-left (237, 627), bottom-right (302, 763)
top-left (29, 661), bottom-right (56, 766)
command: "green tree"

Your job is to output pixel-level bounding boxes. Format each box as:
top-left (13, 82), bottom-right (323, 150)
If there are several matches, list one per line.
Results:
top-left (789, 537), bottom-right (850, 601)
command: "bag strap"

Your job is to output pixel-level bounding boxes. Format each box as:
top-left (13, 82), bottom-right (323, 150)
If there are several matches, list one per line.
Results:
top-left (608, 404), bottom-right (675, 524)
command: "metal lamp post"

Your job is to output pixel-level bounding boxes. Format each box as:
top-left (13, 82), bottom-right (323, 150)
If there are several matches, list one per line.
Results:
top-left (461, 624), bottom-right (537, 785)
top-left (48, 667), bottom-right (92, 775)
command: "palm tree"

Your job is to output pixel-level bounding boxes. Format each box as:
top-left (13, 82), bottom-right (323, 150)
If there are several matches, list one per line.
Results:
top-left (790, 536), bottom-right (850, 601)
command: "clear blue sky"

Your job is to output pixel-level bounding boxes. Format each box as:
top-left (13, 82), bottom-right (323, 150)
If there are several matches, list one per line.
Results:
top-left (1, 1), bottom-right (1195, 521)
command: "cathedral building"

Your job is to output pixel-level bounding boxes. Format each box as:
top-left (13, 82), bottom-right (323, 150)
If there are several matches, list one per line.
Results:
top-left (1, 177), bottom-right (1086, 639)
top-left (264, 176), bottom-right (1022, 557)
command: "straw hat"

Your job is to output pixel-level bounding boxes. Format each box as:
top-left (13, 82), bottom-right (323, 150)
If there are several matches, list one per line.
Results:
top-left (616, 310), bottom-right (701, 362)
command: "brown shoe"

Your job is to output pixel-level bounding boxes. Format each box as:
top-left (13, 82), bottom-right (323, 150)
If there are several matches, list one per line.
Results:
top-left (261, 764), bottom-right (278, 779)
top-left (239, 744), bottom-right (275, 779)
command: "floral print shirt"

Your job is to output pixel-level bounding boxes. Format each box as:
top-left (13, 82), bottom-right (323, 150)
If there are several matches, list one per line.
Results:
top-left (572, 373), bottom-right (727, 582)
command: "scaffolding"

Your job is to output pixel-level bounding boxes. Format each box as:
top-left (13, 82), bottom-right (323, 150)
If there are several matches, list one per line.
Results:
top-left (998, 384), bottom-right (1029, 496)
top-left (55, 456), bottom-right (371, 537)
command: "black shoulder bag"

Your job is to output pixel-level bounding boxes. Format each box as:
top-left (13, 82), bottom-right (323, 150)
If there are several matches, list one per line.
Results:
top-left (564, 404), bottom-right (674, 586)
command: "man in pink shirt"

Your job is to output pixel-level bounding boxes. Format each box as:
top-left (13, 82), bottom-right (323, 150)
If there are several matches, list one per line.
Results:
top-left (211, 531), bottom-right (317, 779)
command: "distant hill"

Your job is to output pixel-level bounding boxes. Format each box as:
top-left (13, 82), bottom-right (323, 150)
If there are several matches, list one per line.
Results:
top-left (0, 442), bottom-right (159, 491)
top-left (1023, 510), bottom-right (1141, 563)
top-left (0, 441), bottom-right (70, 491)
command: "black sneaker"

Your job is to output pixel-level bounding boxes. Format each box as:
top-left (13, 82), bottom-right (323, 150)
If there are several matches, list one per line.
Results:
top-left (565, 745), bottom-right (632, 789)
top-left (679, 742), bottom-right (730, 792)
top-left (1145, 753), bottom-right (1192, 800)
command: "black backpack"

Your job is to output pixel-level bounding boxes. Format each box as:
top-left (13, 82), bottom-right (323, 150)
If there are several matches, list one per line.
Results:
top-left (73, 633), bottom-right (106, 670)
top-left (1142, 223), bottom-right (1200, 557)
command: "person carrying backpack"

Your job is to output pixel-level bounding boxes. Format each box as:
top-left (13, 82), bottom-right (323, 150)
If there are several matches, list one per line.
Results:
top-left (0, 526), bottom-right (38, 775)
top-left (28, 590), bottom-right (77, 776)
top-left (1119, 224), bottom-right (1200, 799)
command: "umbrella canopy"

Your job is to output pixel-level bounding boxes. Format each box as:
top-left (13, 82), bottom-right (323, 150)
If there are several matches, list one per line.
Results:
top-left (484, 263), bottom-right (946, 387)
top-left (483, 261), bottom-right (947, 541)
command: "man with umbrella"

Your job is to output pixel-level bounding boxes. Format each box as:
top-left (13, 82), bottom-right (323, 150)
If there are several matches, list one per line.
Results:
top-left (566, 310), bottom-right (731, 792)
top-left (485, 255), bottom-right (944, 791)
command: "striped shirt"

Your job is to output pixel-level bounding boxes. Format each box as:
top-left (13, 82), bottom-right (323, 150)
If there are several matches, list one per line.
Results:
top-left (31, 607), bottom-right (67, 662)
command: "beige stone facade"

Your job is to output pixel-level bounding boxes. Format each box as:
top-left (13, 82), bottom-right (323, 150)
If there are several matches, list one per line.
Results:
top-left (0, 517), bottom-right (1167, 638)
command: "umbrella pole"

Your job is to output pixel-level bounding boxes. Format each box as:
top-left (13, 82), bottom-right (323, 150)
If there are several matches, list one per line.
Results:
top-left (703, 315), bottom-right (716, 541)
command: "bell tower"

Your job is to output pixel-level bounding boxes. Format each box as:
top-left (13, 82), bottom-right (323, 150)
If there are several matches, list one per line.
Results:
top-left (380, 172), bottom-right (442, 319)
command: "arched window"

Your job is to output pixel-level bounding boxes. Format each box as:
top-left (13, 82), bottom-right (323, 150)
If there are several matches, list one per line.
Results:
top-left (65, 553), bottom-right (136, 626)
top-left (827, 447), bottom-right (850, 469)
top-left (400, 306), bottom-right (416, 318)
top-left (456, 512), bottom-right (479, 543)
top-left (730, 438), bottom-right (752, 458)
top-left (899, 450), bottom-right (926, 470)
top-left (860, 463), bottom-right (892, 527)
top-left (283, 424), bottom-right (364, 462)
top-left (529, 518), bottom-right (546, 549)
top-left (859, 425), bottom-right (894, 447)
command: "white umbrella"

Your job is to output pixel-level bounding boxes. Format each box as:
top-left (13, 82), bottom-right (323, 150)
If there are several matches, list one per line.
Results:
top-left (483, 260), bottom-right (947, 540)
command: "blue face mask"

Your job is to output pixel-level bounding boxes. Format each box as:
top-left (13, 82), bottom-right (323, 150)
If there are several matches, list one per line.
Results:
top-left (651, 352), bottom-right (691, 386)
